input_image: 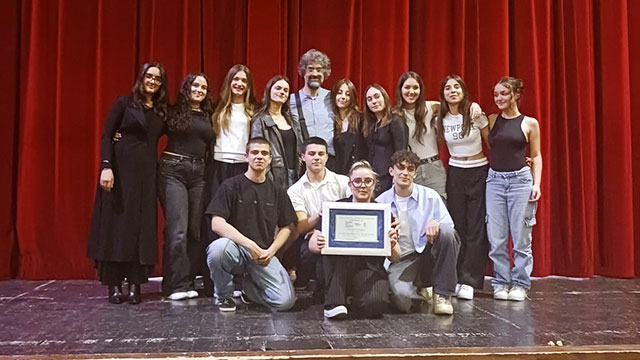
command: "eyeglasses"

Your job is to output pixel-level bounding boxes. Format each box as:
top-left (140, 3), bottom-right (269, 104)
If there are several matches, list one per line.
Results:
top-left (350, 177), bottom-right (375, 187)
top-left (144, 73), bottom-right (163, 84)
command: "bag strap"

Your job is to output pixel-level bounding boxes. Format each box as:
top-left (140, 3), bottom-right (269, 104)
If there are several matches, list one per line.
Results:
top-left (294, 91), bottom-right (310, 140)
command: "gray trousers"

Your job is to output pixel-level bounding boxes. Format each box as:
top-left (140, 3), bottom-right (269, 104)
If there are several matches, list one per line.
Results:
top-left (206, 238), bottom-right (296, 311)
top-left (388, 223), bottom-right (460, 313)
top-left (414, 159), bottom-right (447, 201)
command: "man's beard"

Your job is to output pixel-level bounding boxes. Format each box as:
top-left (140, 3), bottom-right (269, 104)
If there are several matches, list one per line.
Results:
top-left (307, 79), bottom-right (322, 89)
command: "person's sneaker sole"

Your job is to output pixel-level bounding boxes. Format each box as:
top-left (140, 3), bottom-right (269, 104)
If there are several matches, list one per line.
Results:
top-left (218, 299), bottom-right (236, 312)
top-left (324, 305), bottom-right (348, 319)
top-left (168, 291), bottom-right (189, 301)
top-left (186, 290), bottom-right (199, 299)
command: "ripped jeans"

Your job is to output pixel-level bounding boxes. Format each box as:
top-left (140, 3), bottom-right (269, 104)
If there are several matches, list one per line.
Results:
top-left (486, 167), bottom-right (538, 289)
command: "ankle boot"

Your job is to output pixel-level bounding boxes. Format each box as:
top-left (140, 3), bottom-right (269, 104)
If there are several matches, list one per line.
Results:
top-left (128, 283), bottom-right (141, 304)
top-left (108, 285), bottom-right (123, 304)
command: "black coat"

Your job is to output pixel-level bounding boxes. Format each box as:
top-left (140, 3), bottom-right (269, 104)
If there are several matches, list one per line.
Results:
top-left (334, 130), bottom-right (369, 175)
top-left (365, 114), bottom-right (408, 194)
top-left (87, 95), bottom-right (164, 265)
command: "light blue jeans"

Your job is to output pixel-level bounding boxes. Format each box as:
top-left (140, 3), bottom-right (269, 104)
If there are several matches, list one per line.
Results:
top-left (486, 167), bottom-right (538, 289)
top-left (206, 238), bottom-right (296, 311)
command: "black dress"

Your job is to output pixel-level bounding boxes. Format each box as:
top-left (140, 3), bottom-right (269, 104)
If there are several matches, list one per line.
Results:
top-left (87, 95), bottom-right (164, 284)
top-left (366, 115), bottom-right (408, 195)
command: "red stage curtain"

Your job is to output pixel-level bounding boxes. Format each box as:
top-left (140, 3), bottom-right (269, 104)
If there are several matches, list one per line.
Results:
top-left (3, 0), bottom-right (638, 279)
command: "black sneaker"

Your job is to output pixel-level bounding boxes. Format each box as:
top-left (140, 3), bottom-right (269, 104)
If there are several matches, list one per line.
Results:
top-left (218, 298), bottom-right (236, 312)
top-left (323, 305), bottom-right (348, 319)
top-left (240, 291), bottom-right (254, 305)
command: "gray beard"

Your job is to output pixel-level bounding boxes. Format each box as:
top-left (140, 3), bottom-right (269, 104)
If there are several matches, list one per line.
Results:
top-left (307, 80), bottom-right (321, 89)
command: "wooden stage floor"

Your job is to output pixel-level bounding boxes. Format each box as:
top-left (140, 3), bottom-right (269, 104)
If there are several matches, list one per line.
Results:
top-left (1, 277), bottom-right (639, 359)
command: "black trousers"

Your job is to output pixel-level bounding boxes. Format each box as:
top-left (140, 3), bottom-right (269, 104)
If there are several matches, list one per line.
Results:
top-left (158, 154), bottom-right (206, 296)
top-left (446, 164), bottom-right (489, 289)
top-left (322, 255), bottom-right (389, 318)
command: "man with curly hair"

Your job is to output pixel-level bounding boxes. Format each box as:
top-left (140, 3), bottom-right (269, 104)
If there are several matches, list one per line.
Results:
top-left (290, 49), bottom-right (336, 167)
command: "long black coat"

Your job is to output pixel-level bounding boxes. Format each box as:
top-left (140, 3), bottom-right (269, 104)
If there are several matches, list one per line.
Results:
top-left (87, 95), bottom-right (164, 265)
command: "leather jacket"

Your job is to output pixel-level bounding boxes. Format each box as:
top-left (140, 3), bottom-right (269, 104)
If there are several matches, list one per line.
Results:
top-left (250, 113), bottom-right (303, 188)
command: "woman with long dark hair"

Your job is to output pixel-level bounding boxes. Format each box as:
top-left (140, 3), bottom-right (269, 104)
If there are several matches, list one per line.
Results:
top-left (434, 75), bottom-right (489, 301)
top-left (87, 62), bottom-right (168, 304)
top-left (392, 71), bottom-right (482, 200)
top-left (331, 79), bottom-right (367, 175)
top-left (486, 77), bottom-right (542, 301)
top-left (362, 84), bottom-right (407, 196)
top-left (250, 75), bottom-right (303, 189)
top-left (159, 72), bottom-right (214, 300)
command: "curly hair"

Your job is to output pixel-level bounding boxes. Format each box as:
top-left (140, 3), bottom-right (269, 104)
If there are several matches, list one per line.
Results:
top-left (495, 76), bottom-right (524, 102)
top-left (297, 49), bottom-right (332, 78)
top-left (390, 150), bottom-right (420, 169)
top-left (166, 72), bottom-right (214, 132)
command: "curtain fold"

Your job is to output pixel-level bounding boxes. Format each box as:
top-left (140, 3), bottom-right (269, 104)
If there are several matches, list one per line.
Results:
top-left (0, 0), bottom-right (20, 280)
top-left (4, 0), bottom-right (638, 279)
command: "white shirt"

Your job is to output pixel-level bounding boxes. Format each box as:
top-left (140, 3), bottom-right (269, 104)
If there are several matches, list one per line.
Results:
top-left (405, 101), bottom-right (439, 159)
top-left (394, 194), bottom-right (415, 257)
top-left (443, 113), bottom-right (488, 168)
top-left (214, 103), bottom-right (249, 163)
top-left (287, 168), bottom-right (350, 227)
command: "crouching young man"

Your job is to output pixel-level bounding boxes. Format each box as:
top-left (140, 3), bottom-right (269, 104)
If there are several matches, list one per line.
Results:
top-left (376, 150), bottom-right (461, 315)
top-left (206, 137), bottom-right (297, 312)
top-left (308, 161), bottom-right (400, 319)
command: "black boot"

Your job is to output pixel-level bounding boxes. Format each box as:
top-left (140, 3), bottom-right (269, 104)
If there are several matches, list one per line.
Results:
top-left (128, 283), bottom-right (141, 304)
top-left (108, 285), bottom-right (123, 304)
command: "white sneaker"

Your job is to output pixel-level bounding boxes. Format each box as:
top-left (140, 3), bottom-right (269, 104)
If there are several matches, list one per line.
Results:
top-left (457, 284), bottom-right (474, 300)
top-left (324, 305), bottom-right (348, 319)
top-left (433, 294), bottom-right (454, 315)
top-left (493, 286), bottom-right (509, 300)
top-left (186, 290), bottom-right (199, 299)
top-left (168, 291), bottom-right (189, 301)
top-left (507, 286), bottom-right (527, 301)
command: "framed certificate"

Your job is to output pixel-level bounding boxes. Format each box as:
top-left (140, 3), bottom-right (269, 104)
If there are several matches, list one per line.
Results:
top-left (320, 201), bottom-right (391, 256)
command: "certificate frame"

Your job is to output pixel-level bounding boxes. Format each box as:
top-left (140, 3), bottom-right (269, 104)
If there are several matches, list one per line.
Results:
top-left (320, 201), bottom-right (391, 256)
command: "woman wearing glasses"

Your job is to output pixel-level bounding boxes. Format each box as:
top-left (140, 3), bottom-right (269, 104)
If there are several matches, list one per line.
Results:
top-left (308, 161), bottom-right (401, 319)
top-left (88, 62), bottom-right (168, 304)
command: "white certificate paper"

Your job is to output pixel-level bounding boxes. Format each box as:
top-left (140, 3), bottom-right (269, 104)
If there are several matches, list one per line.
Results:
top-left (321, 201), bottom-right (391, 256)
top-left (334, 215), bottom-right (378, 242)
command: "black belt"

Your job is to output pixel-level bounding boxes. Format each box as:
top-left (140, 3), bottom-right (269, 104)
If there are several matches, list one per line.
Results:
top-left (420, 155), bottom-right (440, 164)
top-left (163, 152), bottom-right (206, 163)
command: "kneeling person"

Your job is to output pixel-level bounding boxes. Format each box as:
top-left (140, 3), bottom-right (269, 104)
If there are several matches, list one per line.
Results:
top-left (377, 150), bottom-right (460, 315)
top-left (206, 137), bottom-right (297, 312)
top-left (309, 161), bottom-right (400, 319)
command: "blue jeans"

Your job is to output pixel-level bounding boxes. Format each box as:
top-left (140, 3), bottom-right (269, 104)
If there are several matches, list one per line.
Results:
top-left (486, 167), bottom-right (538, 289)
top-left (158, 154), bottom-right (206, 296)
top-left (206, 238), bottom-right (296, 311)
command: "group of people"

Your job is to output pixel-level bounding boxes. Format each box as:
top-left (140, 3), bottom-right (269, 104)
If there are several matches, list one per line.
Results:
top-left (87, 49), bottom-right (542, 319)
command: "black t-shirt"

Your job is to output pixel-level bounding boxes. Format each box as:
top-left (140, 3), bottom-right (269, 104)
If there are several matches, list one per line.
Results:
top-left (207, 174), bottom-right (297, 249)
